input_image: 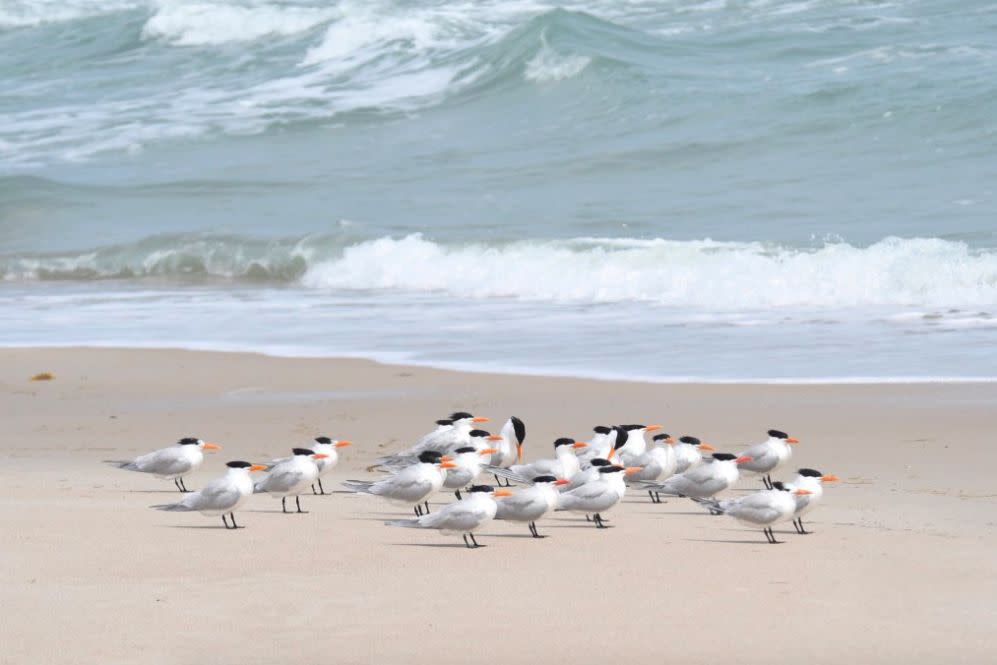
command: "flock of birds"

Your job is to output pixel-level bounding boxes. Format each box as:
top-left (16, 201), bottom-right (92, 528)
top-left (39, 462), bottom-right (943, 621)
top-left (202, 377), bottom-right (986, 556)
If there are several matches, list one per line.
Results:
top-left (108, 412), bottom-right (839, 547)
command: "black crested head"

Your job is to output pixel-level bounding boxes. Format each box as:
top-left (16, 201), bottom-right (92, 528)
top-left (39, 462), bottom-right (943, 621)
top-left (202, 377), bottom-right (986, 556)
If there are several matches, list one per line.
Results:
top-left (712, 453), bottom-right (737, 461)
top-left (315, 436), bottom-right (332, 444)
top-left (553, 437), bottom-right (575, 449)
top-left (621, 424), bottom-right (645, 431)
top-left (435, 419), bottom-right (453, 426)
top-left (599, 465), bottom-right (625, 474)
top-left (768, 429), bottom-right (789, 439)
top-left (468, 485), bottom-right (493, 493)
top-left (418, 451), bottom-right (443, 464)
top-left (226, 461), bottom-right (252, 468)
top-left (178, 437), bottom-right (200, 445)
top-left (292, 448), bottom-right (314, 456)
top-left (772, 481), bottom-right (789, 491)
top-left (450, 412), bottom-right (474, 421)
top-left (469, 429), bottom-right (490, 438)
top-left (798, 468), bottom-right (822, 477)
top-left (653, 433), bottom-right (672, 441)
top-left (511, 416), bottom-right (526, 444)
top-left (613, 427), bottom-right (629, 449)
top-left (679, 436), bottom-right (701, 445)
top-left (532, 475), bottom-right (558, 483)
top-left (590, 458), bottom-right (612, 467)
top-left (454, 446), bottom-right (476, 454)
top-left (593, 426), bottom-right (612, 435)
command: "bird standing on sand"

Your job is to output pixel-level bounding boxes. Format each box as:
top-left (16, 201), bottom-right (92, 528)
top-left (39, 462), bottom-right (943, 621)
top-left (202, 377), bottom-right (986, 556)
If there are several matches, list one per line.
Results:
top-left (107, 437), bottom-right (221, 492)
top-left (487, 416), bottom-right (526, 485)
top-left (386, 485), bottom-right (512, 548)
top-left (343, 451), bottom-right (457, 516)
top-left (692, 482), bottom-right (813, 544)
top-left (672, 435), bottom-right (716, 474)
top-left (784, 468), bottom-right (839, 534)
top-left (310, 436), bottom-right (352, 495)
top-left (556, 465), bottom-right (640, 528)
top-left (622, 432), bottom-right (678, 503)
top-left (153, 461), bottom-right (266, 529)
top-left (445, 443), bottom-right (500, 499)
top-left (487, 437), bottom-right (588, 484)
top-left (254, 448), bottom-right (328, 514)
top-left (494, 475), bottom-right (570, 537)
top-left (635, 452), bottom-right (752, 502)
top-left (738, 429), bottom-right (800, 489)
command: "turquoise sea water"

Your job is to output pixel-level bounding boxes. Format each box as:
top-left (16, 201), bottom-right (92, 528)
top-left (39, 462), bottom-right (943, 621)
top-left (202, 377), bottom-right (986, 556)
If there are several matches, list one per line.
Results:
top-left (2, 1), bottom-right (996, 380)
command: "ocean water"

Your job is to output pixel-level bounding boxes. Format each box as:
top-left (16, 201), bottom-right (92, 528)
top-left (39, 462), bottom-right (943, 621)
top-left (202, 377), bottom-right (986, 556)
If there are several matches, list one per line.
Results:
top-left (1, 0), bottom-right (996, 381)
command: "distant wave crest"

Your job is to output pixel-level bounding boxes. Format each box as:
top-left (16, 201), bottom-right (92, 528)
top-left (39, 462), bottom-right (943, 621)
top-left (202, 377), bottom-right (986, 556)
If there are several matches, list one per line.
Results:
top-left (5, 233), bottom-right (997, 309)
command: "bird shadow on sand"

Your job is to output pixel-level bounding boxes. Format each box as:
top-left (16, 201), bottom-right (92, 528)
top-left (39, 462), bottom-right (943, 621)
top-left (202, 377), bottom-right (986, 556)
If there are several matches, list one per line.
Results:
top-left (390, 542), bottom-right (477, 549)
top-left (688, 538), bottom-right (777, 545)
top-left (160, 525), bottom-right (239, 530)
top-left (127, 490), bottom-right (187, 494)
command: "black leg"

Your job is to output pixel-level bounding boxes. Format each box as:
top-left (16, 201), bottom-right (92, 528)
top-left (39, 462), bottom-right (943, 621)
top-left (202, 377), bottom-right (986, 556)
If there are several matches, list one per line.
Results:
top-left (795, 518), bottom-right (810, 535)
top-left (424, 501), bottom-right (431, 514)
top-left (174, 478), bottom-right (182, 492)
top-left (585, 514), bottom-right (591, 522)
top-left (594, 513), bottom-right (607, 529)
top-left (222, 514), bottom-right (230, 529)
top-left (229, 512), bottom-right (238, 529)
top-left (295, 495), bottom-right (306, 513)
top-left (455, 490), bottom-right (462, 500)
top-left (529, 521), bottom-right (545, 538)
top-left (648, 490), bottom-right (656, 503)
top-left (180, 477), bottom-right (190, 492)
top-left (655, 491), bottom-right (662, 503)
top-left (317, 478), bottom-right (326, 495)
top-left (463, 534), bottom-right (472, 548)
top-left (763, 475), bottom-right (773, 490)
top-left (282, 497), bottom-right (288, 514)
top-left (414, 505), bottom-right (422, 517)
top-left (469, 533), bottom-right (482, 548)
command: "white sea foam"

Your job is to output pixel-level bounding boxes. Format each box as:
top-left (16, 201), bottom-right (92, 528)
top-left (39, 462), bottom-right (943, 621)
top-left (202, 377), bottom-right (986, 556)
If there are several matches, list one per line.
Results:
top-left (524, 32), bottom-right (591, 82)
top-left (0, 0), bottom-right (138, 28)
top-left (142, 1), bottom-right (336, 46)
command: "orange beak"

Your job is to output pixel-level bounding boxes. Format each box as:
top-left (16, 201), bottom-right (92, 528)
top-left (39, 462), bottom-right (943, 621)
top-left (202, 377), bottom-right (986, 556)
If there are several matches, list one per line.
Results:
top-left (607, 448), bottom-right (616, 459)
top-left (516, 444), bottom-right (523, 463)
top-left (665, 437), bottom-right (675, 444)
top-left (486, 434), bottom-right (503, 441)
top-left (554, 479), bottom-right (570, 486)
top-left (439, 461), bottom-right (458, 469)
top-left (786, 437), bottom-right (800, 444)
top-left (478, 447), bottom-right (499, 456)
top-left (571, 441), bottom-right (588, 449)
top-left (202, 442), bottom-right (221, 450)
top-left (624, 466), bottom-right (642, 476)
top-left (698, 443), bottom-right (716, 452)
top-left (821, 474), bottom-right (840, 482)
top-left (472, 417), bottom-right (489, 423)
top-left (335, 440), bottom-right (352, 448)
top-left (493, 488), bottom-right (513, 497)
top-left (441, 455), bottom-right (453, 462)
top-left (249, 464), bottom-right (267, 472)
top-left (793, 488), bottom-right (813, 496)
top-left (313, 453), bottom-right (330, 460)
top-left (735, 455), bottom-right (753, 464)
top-left (645, 424), bottom-right (662, 432)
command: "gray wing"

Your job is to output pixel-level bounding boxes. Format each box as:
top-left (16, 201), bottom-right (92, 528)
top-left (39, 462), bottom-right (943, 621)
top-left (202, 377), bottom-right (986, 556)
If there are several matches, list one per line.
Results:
top-left (134, 448), bottom-right (190, 476)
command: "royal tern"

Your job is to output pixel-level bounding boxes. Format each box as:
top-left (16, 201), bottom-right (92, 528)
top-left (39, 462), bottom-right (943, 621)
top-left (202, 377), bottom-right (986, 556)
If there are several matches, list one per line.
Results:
top-left (635, 452), bottom-right (752, 501)
top-left (310, 437), bottom-right (352, 495)
top-left (445, 444), bottom-right (499, 498)
top-left (622, 432), bottom-right (678, 503)
top-left (616, 424), bottom-right (662, 458)
top-left (785, 468), bottom-right (839, 534)
top-left (693, 482), bottom-right (813, 543)
top-left (152, 461), bottom-right (266, 528)
top-left (672, 435), bottom-right (716, 474)
top-left (254, 448), bottom-right (328, 514)
top-left (386, 485), bottom-right (512, 548)
top-left (556, 465), bottom-right (640, 528)
top-left (487, 416), bottom-right (526, 485)
top-left (376, 412), bottom-right (489, 467)
top-left (564, 458), bottom-right (613, 491)
top-left (107, 437), bottom-right (221, 492)
top-left (739, 429), bottom-right (800, 489)
top-left (577, 426), bottom-right (620, 467)
top-left (494, 475), bottom-right (570, 537)
top-left (344, 451), bottom-right (457, 517)
top-left (487, 437), bottom-right (587, 484)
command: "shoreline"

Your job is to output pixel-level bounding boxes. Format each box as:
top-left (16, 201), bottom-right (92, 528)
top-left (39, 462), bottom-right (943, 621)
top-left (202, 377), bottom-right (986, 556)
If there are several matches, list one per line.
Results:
top-left (3, 346), bottom-right (995, 664)
top-left (4, 342), bottom-right (997, 385)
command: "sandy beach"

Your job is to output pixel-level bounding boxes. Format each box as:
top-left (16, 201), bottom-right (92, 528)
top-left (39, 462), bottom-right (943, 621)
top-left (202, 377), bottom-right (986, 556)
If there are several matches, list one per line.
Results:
top-left (2, 347), bottom-right (995, 665)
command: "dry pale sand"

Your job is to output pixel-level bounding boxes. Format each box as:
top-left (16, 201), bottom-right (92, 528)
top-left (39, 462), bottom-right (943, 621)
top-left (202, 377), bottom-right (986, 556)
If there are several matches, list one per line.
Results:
top-left (2, 347), bottom-right (995, 664)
